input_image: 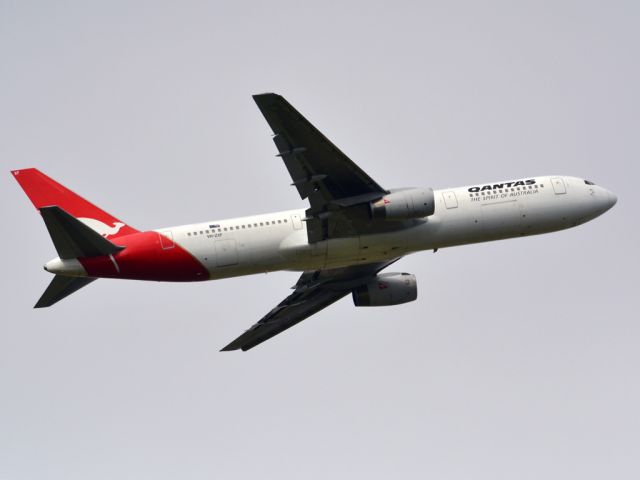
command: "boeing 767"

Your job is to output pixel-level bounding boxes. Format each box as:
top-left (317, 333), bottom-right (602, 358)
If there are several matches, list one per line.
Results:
top-left (12, 93), bottom-right (617, 351)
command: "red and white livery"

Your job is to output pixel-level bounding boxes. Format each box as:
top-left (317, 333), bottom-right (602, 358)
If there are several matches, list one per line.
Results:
top-left (12, 94), bottom-right (617, 351)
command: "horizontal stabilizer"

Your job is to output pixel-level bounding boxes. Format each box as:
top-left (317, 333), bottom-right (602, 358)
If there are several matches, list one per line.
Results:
top-left (35, 275), bottom-right (97, 308)
top-left (40, 206), bottom-right (125, 259)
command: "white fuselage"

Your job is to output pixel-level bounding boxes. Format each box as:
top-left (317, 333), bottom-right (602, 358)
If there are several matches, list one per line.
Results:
top-left (154, 175), bottom-right (616, 281)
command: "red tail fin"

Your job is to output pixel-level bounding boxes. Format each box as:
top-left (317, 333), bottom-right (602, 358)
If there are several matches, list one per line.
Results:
top-left (11, 168), bottom-right (138, 238)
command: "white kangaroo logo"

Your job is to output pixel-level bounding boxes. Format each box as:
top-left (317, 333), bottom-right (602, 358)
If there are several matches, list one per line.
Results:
top-left (78, 218), bottom-right (125, 237)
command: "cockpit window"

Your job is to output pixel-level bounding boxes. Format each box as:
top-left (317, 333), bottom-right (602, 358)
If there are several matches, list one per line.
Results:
top-left (584, 180), bottom-right (595, 185)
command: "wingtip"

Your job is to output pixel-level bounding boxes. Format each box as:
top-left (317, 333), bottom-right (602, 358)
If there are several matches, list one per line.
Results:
top-left (220, 339), bottom-right (253, 352)
top-left (10, 168), bottom-right (35, 177)
top-left (34, 297), bottom-right (52, 308)
top-left (220, 344), bottom-right (239, 352)
top-left (252, 92), bottom-right (282, 104)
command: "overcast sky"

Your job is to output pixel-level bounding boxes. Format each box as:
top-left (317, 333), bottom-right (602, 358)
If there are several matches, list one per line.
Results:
top-left (1, 1), bottom-right (638, 479)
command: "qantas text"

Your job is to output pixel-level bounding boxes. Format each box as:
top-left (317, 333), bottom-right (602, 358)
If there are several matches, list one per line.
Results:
top-left (468, 179), bottom-right (536, 192)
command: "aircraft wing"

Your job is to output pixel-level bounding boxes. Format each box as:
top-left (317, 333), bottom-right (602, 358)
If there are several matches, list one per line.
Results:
top-left (221, 260), bottom-right (396, 351)
top-left (253, 93), bottom-right (389, 242)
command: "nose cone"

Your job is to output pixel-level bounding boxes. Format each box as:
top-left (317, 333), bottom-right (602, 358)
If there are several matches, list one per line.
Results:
top-left (592, 186), bottom-right (617, 216)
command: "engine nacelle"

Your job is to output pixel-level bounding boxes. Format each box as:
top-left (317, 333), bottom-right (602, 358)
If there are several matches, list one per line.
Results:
top-left (370, 188), bottom-right (435, 220)
top-left (352, 273), bottom-right (418, 307)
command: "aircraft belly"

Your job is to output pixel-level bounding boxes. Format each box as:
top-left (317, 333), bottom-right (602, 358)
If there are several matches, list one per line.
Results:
top-left (280, 230), bottom-right (411, 271)
top-left (326, 237), bottom-right (359, 267)
top-left (354, 230), bottom-right (409, 264)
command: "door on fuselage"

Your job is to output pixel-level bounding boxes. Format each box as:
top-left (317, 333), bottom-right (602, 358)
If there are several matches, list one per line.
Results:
top-left (215, 239), bottom-right (238, 267)
top-left (551, 177), bottom-right (567, 194)
top-left (291, 214), bottom-right (303, 230)
top-left (443, 191), bottom-right (458, 209)
top-left (159, 231), bottom-right (175, 249)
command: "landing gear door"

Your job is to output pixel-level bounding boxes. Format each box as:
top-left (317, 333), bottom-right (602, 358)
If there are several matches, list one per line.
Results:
top-left (551, 177), bottom-right (567, 194)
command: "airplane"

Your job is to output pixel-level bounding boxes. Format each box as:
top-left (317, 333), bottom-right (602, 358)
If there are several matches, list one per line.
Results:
top-left (11, 93), bottom-right (617, 351)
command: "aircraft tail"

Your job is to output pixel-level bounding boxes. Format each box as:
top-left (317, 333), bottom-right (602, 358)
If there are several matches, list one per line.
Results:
top-left (31, 207), bottom-right (123, 307)
top-left (11, 168), bottom-right (137, 307)
top-left (11, 168), bottom-right (138, 238)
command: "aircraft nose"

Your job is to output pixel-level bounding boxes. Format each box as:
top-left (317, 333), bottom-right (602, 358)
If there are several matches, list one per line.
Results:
top-left (593, 186), bottom-right (617, 214)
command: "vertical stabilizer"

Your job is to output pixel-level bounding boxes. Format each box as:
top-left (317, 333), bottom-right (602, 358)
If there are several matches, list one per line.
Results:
top-left (11, 168), bottom-right (138, 239)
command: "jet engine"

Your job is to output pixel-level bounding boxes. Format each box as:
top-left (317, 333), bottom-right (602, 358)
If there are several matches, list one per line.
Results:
top-left (370, 188), bottom-right (435, 220)
top-left (352, 272), bottom-right (417, 307)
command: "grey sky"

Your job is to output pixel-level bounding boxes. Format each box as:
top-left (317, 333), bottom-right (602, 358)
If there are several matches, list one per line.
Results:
top-left (1, 1), bottom-right (638, 479)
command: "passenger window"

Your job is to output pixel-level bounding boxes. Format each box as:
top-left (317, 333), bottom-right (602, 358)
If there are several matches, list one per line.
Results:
top-left (187, 232), bottom-right (191, 236)
top-left (278, 220), bottom-right (282, 224)
top-left (284, 219), bottom-right (287, 223)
